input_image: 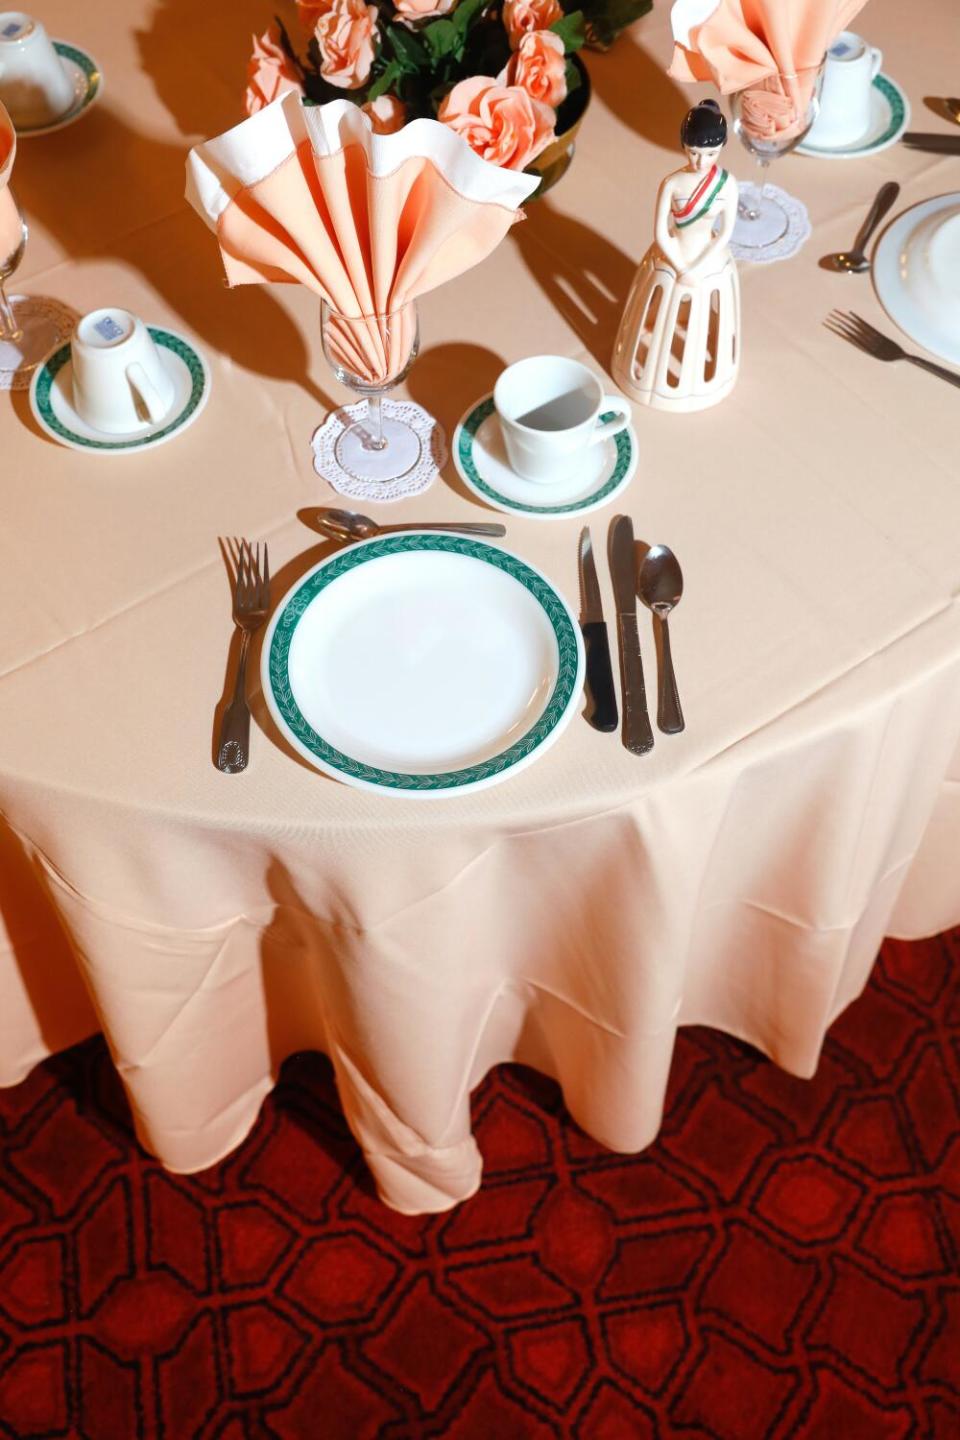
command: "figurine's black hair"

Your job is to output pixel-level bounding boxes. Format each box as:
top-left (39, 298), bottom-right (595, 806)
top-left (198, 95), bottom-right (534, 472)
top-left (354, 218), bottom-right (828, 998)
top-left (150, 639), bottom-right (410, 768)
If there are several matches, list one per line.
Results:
top-left (680, 99), bottom-right (727, 148)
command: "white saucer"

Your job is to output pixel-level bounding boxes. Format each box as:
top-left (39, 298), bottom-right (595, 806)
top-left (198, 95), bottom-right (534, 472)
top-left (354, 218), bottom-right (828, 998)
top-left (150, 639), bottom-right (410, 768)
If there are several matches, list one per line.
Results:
top-left (29, 326), bottom-right (210, 454)
top-left (453, 395), bottom-right (638, 520)
top-left (11, 41), bottom-right (102, 137)
top-left (873, 193), bottom-right (960, 366)
top-left (262, 533), bottom-right (584, 797)
top-left (796, 74), bottom-right (909, 159)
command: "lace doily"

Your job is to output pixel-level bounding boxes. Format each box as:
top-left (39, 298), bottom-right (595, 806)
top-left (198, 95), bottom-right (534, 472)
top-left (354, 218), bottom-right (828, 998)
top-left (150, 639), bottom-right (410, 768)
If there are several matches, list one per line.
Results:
top-left (0, 296), bottom-right (77, 390)
top-left (730, 183), bottom-right (812, 265)
top-left (311, 399), bottom-right (447, 503)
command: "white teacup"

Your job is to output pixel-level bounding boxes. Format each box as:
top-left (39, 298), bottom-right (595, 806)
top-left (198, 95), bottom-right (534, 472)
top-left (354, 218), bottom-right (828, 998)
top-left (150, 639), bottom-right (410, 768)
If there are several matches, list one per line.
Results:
top-left (71, 309), bottom-right (176, 434)
top-left (806, 31), bottom-right (882, 149)
top-left (494, 356), bottom-right (631, 485)
top-left (0, 13), bottom-right (75, 127)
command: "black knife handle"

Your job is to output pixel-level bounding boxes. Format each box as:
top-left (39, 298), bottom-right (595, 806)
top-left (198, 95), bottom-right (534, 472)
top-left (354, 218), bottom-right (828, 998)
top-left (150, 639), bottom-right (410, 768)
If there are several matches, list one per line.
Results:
top-left (617, 612), bottom-right (655, 755)
top-left (582, 621), bottom-right (618, 732)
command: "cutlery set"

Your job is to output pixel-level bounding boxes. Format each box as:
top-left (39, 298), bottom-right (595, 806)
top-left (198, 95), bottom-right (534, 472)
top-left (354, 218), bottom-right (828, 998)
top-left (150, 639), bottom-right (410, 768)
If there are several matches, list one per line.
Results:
top-left (584, 516), bottom-right (684, 752)
top-left (218, 509), bottom-right (685, 776)
top-left (821, 175), bottom-right (960, 391)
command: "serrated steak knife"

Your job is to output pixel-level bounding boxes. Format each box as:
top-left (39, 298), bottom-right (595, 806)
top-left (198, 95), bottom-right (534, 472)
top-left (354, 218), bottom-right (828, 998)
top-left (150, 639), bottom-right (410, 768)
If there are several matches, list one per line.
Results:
top-left (610, 515), bottom-right (654, 755)
top-left (578, 526), bottom-right (618, 732)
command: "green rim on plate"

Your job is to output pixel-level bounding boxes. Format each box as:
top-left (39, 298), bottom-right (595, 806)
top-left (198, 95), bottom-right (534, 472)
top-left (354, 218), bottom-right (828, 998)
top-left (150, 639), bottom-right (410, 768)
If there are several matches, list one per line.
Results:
top-left (458, 397), bottom-right (634, 515)
top-left (803, 74), bottom-right (905, 154)
top-left (267, 533), bottom-right (582, 792)
top-left (34, 329), bottom-right (206, 450)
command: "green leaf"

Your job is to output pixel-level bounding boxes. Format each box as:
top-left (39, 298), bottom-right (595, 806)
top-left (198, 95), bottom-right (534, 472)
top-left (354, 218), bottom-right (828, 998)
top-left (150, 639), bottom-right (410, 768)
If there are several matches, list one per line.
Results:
top-left (577, 0), bottom-right (651, 47)
top-left (387, 23), bottom-right (428, 71)
top-left (550, 9), bottom-right (586, 51)
top-left (422, 17), bottom-right (458, 61)
top-left (453, 0), bottom-right (488, 39)
top-left (563, 57), bottom-right (582, 95)
top-left (367, 59), bottom-right (404, 100)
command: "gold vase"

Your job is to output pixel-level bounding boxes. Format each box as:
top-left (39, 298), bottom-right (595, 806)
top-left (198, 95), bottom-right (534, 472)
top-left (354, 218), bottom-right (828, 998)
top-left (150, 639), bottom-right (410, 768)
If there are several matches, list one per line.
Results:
top-left (524, 55), bottom-right (592, 201)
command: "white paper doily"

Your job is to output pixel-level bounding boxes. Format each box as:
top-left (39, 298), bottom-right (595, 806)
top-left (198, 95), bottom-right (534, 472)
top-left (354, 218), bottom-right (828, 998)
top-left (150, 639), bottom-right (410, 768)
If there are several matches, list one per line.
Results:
top-left (730, 183), bottom-right (812, 265)
top-left (311, 399), bottom-right (447, 503)
top-left (0, 296), bottom-right (77, 390)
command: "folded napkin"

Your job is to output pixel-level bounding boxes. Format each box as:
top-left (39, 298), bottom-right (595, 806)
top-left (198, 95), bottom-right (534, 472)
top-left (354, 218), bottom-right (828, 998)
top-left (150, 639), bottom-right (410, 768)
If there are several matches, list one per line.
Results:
top-left (0, 102), bottom-right (19, 262)
top-left (186, 94), bottom-right (538, 383)
top-left (669, 0), bottom-right (867, 140)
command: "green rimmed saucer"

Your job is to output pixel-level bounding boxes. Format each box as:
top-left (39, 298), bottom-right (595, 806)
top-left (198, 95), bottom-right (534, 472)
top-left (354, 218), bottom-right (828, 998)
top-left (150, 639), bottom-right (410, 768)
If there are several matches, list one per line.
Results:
top-left (14, 42), bottom-right (102, 137)
top-left (262, 532), bottom-right (585, 798)
top-left (29, 327), bottom-right (210, 454)
top-left (453, 395), bottom-right (638, 520)
top-left (796, 74), bottom-right (909, 160)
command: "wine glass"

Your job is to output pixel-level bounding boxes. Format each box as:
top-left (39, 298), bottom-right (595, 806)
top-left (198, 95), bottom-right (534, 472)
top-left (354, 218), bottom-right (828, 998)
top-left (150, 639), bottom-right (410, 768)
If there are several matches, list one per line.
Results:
top-left (730, 61), bottom-right (826, 258)
top-left (320, 301), bottom-right (421, 484)
top-left (0, 187), bottom-right (71, 381)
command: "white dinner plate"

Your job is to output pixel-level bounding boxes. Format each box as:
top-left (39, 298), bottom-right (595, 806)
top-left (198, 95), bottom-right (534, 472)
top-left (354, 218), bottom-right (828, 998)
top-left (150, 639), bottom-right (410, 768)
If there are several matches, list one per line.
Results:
top-left (29, 326), bottom-right (211, 453)
top-left (873, 193), bottom-right (960, 367)
top-left (796, 73), bottom-right (909, 159)
top-left (13, 41), bottom-right (101, 137)
top-left (453, 395), bottom-right (638, 520)
top-left (262, 533), bottom-right (585, 797)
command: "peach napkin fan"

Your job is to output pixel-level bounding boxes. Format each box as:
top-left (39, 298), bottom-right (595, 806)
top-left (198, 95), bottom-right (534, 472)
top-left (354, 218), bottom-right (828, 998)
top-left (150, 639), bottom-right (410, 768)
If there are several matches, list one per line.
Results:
top-left (186, 93), bottom-right (538, 383)
top-left (669, 0), bottom-right (868, 139)
top-left (0, 102), bottom-right (20, 262)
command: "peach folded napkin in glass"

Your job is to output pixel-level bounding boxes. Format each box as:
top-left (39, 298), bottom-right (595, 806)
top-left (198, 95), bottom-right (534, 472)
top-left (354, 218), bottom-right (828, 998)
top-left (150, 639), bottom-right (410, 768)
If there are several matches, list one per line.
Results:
top-left (0, 102), bottom-right (20, 262)
top-left (668, 0), bottom-right (868, 141)
top-left (186, 93), bottom-right (538, 384)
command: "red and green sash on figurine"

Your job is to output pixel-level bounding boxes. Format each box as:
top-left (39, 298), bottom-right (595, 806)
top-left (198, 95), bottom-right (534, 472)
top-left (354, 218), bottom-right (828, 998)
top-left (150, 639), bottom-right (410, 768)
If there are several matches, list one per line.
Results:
top-left (671, 164), bottom-right (729, 228)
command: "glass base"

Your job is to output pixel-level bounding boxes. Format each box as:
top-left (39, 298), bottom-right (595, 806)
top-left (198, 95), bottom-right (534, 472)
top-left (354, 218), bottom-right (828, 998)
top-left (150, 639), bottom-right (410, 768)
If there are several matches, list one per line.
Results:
top-left (732, 184), bottom-right (790, 251)
top-left (0, 294), bottom-right (71, 380)
top-left (335, 413), bottom-right (423, 484)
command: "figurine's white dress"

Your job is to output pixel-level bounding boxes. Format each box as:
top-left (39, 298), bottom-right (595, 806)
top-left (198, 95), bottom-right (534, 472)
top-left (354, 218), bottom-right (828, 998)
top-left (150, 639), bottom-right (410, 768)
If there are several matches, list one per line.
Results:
top-left (613, 162), bottom-right (740, 412)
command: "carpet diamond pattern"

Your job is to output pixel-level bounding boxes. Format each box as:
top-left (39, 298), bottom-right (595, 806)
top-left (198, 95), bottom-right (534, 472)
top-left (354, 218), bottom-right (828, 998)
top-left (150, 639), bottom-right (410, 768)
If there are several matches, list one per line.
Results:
top-left (0, 932), bottom-right (957, 1435)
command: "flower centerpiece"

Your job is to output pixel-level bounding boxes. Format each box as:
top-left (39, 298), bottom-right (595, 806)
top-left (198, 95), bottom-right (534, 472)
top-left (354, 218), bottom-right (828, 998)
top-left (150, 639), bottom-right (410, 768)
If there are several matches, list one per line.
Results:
top-left (246, 0), bottom-right (651, 180)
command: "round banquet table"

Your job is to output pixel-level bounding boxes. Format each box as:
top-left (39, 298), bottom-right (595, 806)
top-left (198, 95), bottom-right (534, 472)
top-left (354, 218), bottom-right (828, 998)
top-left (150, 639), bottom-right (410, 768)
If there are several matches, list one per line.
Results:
top-left (2, 0), bottom-right (960, 1214)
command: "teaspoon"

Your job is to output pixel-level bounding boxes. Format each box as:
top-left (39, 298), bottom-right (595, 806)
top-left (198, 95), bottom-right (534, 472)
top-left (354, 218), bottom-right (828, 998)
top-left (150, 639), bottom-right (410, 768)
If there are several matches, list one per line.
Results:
top-left (821, 181), bottom-right (900, 274)
top-left (637, 544), bottom-right (685, 735)
top-left (314, 508), bottom-right (506, 542)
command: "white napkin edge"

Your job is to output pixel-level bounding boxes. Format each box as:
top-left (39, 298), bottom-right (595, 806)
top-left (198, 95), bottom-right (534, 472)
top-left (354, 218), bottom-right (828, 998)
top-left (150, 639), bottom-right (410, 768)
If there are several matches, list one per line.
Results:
top-left (185, 91), bottom-right (539, 232)
top-left (670, 0), bottom-right (724, 47)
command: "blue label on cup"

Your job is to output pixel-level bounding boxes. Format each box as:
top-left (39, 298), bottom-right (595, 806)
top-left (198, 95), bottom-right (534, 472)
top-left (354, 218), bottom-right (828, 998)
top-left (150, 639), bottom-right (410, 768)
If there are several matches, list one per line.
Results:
top-left (830, 38), bottom-right (856, 58)
top-left (2, 21), bottom-right (23, 37)
top-left (94, 315), bottom-right (125, 342)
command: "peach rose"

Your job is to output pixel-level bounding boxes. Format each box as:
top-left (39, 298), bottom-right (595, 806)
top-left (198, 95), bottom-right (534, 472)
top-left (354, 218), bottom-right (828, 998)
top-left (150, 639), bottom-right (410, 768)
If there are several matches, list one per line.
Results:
top-left (244, 25), bottom-right (305, 116)
top-left (314, 0), bottom-right (379, 90)
top-left (296, 0), bottom-right (333, 29)
top-left (439, 76), bottom-right (555, 170)
top-left (502, 0), bottom-right (562, 49)
top-left (501, 30), bottom-right (567, 108)
top-left (394, 0), bottom-right (457, 19)
top-left (362, 94), bottom-right (408, 134)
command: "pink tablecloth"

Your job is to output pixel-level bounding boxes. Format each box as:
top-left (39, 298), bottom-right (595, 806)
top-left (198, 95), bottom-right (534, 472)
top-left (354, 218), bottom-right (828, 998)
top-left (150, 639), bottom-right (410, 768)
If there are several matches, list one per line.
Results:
top-left (2, 0), bottom-right (959, 1212)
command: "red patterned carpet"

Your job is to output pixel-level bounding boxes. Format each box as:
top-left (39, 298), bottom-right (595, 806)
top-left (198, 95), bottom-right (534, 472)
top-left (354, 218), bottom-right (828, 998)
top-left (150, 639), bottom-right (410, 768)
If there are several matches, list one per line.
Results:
top-left (0, 933), bottom-right (958, 1439)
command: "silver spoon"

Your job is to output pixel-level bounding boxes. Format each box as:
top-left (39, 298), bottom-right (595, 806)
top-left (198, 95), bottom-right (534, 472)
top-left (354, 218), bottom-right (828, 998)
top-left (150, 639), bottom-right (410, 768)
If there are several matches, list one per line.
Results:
top-left (822, 181), bottom-right (900, 274)
top-left (637, 544), bottom-right (684, 735)
top-left (315, 508), bottom-right (506, 542)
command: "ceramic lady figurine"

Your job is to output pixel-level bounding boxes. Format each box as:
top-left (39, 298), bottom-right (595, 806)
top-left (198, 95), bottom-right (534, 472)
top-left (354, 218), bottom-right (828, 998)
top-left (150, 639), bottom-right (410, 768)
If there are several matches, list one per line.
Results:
top-left (612, 99), bottom-right (740, 412)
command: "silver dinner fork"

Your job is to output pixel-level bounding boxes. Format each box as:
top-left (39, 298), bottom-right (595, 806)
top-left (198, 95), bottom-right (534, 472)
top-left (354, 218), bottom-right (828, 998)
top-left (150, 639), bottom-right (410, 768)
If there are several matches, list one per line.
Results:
top-left (824, 311), bottom-right (960, 391)
top-left (216, 539), bottom-right (271, 774)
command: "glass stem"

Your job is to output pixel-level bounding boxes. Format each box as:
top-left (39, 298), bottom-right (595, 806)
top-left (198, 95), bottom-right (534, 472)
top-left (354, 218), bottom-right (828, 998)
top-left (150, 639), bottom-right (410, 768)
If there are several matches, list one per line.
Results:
top-left (756, 157), bottom-right (770, 203)
top-left (367, 393), bottom-right (387, 452)
top-left (0, 280), bottom-right (21, 343)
